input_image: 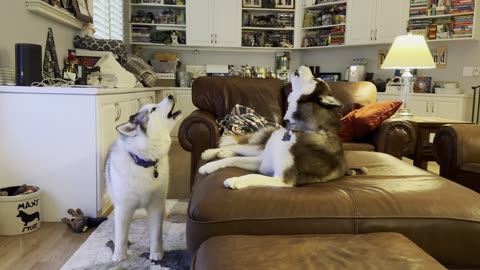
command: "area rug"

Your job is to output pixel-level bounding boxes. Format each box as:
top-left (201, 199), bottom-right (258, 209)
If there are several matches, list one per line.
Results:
top-left (60, 200), bottom-right (190, 270)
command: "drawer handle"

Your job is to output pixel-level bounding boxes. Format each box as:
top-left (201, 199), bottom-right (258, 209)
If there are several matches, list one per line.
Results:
top-left (426, 102), bottom-right (429, 113)
top-left (370, 29), bottom-right (373, 40)
top-left (374, 29), bottom-right (377, 40)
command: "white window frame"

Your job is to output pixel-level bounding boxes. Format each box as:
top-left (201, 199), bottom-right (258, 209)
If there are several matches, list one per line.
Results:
top-left (92, 0), bottom-right (124, 40)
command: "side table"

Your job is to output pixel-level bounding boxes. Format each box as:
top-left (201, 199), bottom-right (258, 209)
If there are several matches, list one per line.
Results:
top-left (406, 116), bottom-right (470, 169)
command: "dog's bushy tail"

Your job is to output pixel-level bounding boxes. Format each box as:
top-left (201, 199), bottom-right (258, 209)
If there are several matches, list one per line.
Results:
top-left (345, 167), bottom-right (368, 176)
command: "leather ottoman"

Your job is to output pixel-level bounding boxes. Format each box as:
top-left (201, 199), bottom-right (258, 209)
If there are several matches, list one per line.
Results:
top-left (187, 151), bottom-right (480, 269)
top-left (191, 233), bottom-right (446, 270)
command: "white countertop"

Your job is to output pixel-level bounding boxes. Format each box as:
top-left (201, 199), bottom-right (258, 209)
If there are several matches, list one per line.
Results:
top-left (0, 86), bottom-right (191, 95)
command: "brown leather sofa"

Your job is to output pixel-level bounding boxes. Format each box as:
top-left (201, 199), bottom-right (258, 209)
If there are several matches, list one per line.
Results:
top-left (180, 77), bottom-right (480, 269)
top-left (433, 124), bottom-right (480, 192)
top-left (179, 77), bottom-right (416, 186)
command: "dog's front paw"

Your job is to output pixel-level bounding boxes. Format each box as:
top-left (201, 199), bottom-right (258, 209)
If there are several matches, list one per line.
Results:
top-left (198, 162), bottom-right (221, 175)
top-left (112, 252), bottom-right (127, 262)
top-left (149, 251), bottom-right (163, 261)
top-left (201, 149), bottom-right (220, 161)
top-left (217, 149), bottom-right (235, 159)
top-left (224, 177), bottom-right (245, 189)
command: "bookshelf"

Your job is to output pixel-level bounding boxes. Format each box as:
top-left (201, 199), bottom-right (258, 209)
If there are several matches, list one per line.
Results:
top-left (408, 0), bottom-right (478, 41)
top-left (241, 4), bottom-right (295, 48)
top-left (299, 0), bottom-right (347, 47)
top-left (128, 1), bottom-right (187, 45)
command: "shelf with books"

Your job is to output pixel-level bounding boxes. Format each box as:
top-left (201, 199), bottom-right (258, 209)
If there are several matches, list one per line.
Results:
top-left (129, 0), bottom-right (187, 45)
top-left (302, 0), bottom-right (347, 9)
top-left (299, 0), bottom-right (346, 47)
top-left (407, 0), bottom-right (477, 41)
top-left (302, 23), bottom-right (345, 30)
top-left (241, 4), bottom-right (295, 48)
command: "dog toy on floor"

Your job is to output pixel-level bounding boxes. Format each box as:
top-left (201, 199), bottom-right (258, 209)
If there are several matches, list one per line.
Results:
top-left (61, 208), bottom-right (108, 233)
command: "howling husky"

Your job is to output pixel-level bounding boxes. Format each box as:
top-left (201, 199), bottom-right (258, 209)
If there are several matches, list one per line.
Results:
top-left (105, 95), bottom-right (181, 261)
top-left (199, 66), bottom-right (362, 189)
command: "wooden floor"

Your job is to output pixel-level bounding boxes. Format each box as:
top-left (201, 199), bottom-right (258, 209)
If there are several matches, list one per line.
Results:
top-left (0, 222), bottom-right (93, 270)
top-left (0, 142), bottom-right (192, 270)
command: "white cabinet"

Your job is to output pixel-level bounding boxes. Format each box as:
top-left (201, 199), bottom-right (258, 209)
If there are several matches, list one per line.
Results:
top-left (346, 0), bottom-right (408, 45)
top-left (96, 91), bottom-right (155, 212)
top-left (186, 0), bottom-right (241, 47)
top-left (377, 92), bottom-right (473, 121)
top-left (0, 87), bottom-right (155, 221)
top-left (155, 88), bottom-right (197, 137)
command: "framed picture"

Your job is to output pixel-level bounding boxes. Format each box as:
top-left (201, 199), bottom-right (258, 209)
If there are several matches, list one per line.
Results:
top-left (72, 0), bottom-right (93, 23)
top-left (243, 0), bottom-right (262, 7)
top-left (318, 72), bottom-right (341, 82)
top-left (414, 77), bottom-right (432, 93)
top-left (275, 0), bottom-right (294, 8)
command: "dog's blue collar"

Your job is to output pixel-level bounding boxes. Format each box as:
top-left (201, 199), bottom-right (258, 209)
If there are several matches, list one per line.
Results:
top-left (129, 153), bottom-right (159, 178)
top-left (283, 121), bottom-right (307, 141)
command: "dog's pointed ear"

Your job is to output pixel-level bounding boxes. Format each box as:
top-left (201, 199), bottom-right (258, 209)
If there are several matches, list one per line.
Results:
top-left (318, 95), bottom-right (342, 108)
top-left (116, 122), bottom-right (138, 137)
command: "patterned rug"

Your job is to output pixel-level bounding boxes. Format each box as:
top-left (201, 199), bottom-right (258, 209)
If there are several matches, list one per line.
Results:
top-left (60, 200), bottom-right (190, 270)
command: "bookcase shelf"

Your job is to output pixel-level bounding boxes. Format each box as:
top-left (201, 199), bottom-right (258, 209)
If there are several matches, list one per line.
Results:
top-left (407, 0), bottom-right (477, 41)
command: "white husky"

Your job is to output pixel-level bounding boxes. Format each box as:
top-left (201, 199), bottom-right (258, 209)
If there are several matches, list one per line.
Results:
top-left (105, 95), bottom-right (182, 262)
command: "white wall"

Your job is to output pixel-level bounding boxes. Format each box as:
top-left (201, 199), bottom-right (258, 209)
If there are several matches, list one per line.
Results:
top-left (142, 48), bottom-right (302, 72)
top-left (300, 41), bottom-right (480, 91)
top-left (0, 1), bottom-right (84, 70)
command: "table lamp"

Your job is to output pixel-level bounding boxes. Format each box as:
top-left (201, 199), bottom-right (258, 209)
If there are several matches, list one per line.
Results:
top-left (381, 33), bottom-right (436, 117)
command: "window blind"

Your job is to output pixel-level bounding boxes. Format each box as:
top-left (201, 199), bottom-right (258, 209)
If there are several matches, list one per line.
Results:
top-left (93, 0), bottom-right (124, 40)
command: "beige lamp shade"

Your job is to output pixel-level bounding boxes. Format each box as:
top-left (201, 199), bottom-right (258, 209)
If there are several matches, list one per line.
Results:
top-left (381, 34), bottom-right (436, 69)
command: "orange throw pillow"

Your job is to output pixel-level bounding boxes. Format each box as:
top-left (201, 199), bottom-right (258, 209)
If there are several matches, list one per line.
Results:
top-left (338, 101), bottom-right (402, 142)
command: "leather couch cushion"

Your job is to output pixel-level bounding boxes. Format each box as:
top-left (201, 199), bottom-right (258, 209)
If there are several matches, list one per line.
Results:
top-left (188, 151), bottom-right (480, 267)
top-left (192, 233), bottom-right (445, 270)
top-left (191, 77), bottom-right (286, 125)
top-left (339, 101), bottom-right (402, 142)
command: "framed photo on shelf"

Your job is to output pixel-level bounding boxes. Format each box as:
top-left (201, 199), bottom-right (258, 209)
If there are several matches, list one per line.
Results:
top-left (243, 0), bottom-right (262, 8)
top-left (318, 72), bottom-right (341, 82)
top-left (414, 77), bottom-right (432, 93)
top-left (72, 0), bottom-right (93, 23)
top-left (275, 0), bottom-right (294, 8)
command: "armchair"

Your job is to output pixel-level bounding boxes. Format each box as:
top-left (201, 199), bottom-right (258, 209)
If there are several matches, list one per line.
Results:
top-left (433, 124), bottom-right (480, 192)
top-left (178, 76), bottom-right (416, 187)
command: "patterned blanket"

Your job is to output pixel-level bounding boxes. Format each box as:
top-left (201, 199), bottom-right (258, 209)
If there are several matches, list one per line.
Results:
top-left (217, 104), bottom-right (279, 135)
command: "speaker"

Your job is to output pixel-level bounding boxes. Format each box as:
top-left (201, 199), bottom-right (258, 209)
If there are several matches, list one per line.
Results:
top-left (15, 43), bottom-right (42, 86)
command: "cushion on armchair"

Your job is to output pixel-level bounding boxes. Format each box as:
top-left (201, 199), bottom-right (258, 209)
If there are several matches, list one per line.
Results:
top-left (338, 101), bottom-right (402, 142)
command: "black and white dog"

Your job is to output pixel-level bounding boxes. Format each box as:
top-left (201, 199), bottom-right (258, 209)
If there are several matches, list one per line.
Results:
top-left (199, 66), bottom-right (362, 189)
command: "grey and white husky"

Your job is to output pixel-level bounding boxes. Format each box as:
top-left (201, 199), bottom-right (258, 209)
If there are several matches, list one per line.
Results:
top-left (105, 95), bottom-right (181, 262)
top-left (199, 66), bottom-right (364, 189)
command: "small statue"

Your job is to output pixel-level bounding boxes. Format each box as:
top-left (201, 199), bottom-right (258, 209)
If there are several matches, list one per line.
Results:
top-left (171, 31), bottom-right (179, 45)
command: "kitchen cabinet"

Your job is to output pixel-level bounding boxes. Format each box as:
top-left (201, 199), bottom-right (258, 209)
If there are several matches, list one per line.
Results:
top-left (0, 86), bottom-right (155, 221)
top-left (377, 92), bottom-right (473, 121)
top-left (186, 0), bottom-right (241, 47)
top-left (346, 0), bottom-right (408, 45)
